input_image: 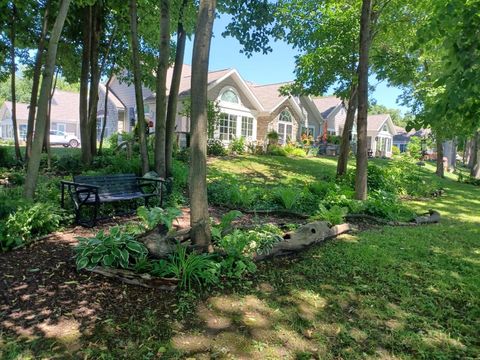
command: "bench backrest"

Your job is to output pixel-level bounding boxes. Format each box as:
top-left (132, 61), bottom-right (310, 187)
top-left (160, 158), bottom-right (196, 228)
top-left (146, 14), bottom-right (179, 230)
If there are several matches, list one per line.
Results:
top-left (73, 174), bottom-right (140, 195)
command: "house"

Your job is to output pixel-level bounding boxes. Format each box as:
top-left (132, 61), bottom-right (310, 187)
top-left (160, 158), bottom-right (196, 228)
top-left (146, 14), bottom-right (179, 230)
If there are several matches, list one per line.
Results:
top-left (0, 89), bottom-right (125, 143)
top-left (311, 96), bottom-right (346, 136)
top-left (393, 127), bottom-right (431, 153)
top-left (0, 90), bottom-right (81, 141)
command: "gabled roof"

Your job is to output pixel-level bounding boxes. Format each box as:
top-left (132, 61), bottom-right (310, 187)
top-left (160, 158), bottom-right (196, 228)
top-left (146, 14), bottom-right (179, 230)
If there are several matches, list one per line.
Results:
top-left (367, 114), bottom-right (397, 135)
top-left (99, 83), bottom-right (125, 108)
top-left (248, 82), bottom-right (291, 112)
top-left (3, 90), bottom-right (80, 122)
top-left (311, 96), bottom-right (343, 119)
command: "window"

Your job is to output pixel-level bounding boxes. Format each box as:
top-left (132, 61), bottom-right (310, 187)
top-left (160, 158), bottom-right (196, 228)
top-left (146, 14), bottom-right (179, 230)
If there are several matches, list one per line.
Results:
top-left (241, 116), bottom-right (253, 138)
top-left (219, 113), bottom-right (237, 141)
top-left (55, 123), bottom-right (66, 134)
top-left (382, 124), bottom-right (388, 132)
top-left (19, 124), bottom-right (27, 140)
top-left (277, 109), bottom-right (293, 144)
top-left (220, 89), bottom-right (239, 104)
top-left (301, 126), bottom-right (315, 137)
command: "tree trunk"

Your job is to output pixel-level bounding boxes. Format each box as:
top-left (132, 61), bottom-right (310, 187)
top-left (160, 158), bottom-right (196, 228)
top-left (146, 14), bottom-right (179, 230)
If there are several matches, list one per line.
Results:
top-left (471, 131), bottom-right (480, 178)
top-left (10, 4), bottom-right (22, 162)
top-left (43, 69), bottom-right (59, 170)
top-left (26, 0), bottom-right (50, 162)
top-left (435, 135), bottom-right (444, 178)
top-left (24, 0), bottom-right (71, 200)
top-left (336, 84), bottom-right (357, 177)
top-left (129, 0), bottom-right (150, 175)
top-left (354, 0), bottom-right (372, 201)
top-left (154, 0), bottom-right (171, 178)
top-left (80, 6), bottom-right (92, 165)
top-left (98, 72), bottom-right (114, 154)
top-left (165, 0), bottom-right (189, 178)
top-left (189, 0), bottom-right (216, 251)
top-left (88, 1), bottom-right (103, 157)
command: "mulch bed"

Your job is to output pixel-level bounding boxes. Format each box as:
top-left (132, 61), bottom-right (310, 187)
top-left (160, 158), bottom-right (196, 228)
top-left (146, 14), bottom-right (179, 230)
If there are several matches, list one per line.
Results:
top-left (0, 207), bottom-right (306, 341)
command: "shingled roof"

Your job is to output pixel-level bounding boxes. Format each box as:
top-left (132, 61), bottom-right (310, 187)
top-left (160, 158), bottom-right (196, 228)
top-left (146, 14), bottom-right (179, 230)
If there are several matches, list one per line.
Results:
top-left (311, 96), bottom-right (342, 118)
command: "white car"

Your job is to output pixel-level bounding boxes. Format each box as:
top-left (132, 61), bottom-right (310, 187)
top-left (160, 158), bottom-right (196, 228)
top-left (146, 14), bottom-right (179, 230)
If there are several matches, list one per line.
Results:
top-left (49, 130), bottom-right (80, 148)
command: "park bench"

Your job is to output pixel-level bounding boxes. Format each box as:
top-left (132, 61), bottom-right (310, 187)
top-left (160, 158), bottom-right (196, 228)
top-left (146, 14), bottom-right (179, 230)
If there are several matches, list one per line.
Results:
top-left (61, 173), bottom-right (164, 226)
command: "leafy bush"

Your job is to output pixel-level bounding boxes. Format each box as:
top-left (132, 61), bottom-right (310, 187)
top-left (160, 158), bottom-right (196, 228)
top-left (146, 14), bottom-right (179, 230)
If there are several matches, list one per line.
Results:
top-left (266, 130), bottom-right (280, 144)
top-left (54, 153), bottom-right (83, 174)
top-left (136, 206), bottom-right (181, 232)
top-left (267, 145), bottom-right (287, 156)
top-left (0, 146), bottom-right (15, 167)
top-left (458, 172), bottom-right (480, 186)
top-left (208, 179), bottom-right (258, 208)
top-left (207, 139), bottom-right (227, 156)
top-left (285, 144), bottom-right (307, 157)
top-left (229, 137), bottom-right (246, 154)
top-left (308, 181), bottom-right (335, 199)
top-left (392, 145), bottom-right (400, 156)
top-left (1, 203), bottom-right (63, 251)
top-left (275, 187), bottom-right (301, 210)
top-left (310, 204), bottom-right (348, 225)
top-left (217, 230), bottom-right (257, 280)
top-left (151, 245), bottom-right (219, 290)
top-left (75, 226), bottom-right (148, 270)
top-left (211, 210), bottom-right (243, 241)
top-left (327, 135), bottom-right (341, 144)
top-left (363, 191), bottom-right (416, 221)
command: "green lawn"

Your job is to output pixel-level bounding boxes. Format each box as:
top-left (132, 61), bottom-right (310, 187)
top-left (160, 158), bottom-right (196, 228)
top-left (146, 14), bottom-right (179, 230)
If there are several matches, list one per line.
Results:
top-left (1, 155), bottom-right (479, 359)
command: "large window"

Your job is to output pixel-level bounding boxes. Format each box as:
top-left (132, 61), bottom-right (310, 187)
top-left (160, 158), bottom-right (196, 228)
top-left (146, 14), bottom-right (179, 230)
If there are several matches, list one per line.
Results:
top-left (241, 116), bottom-right (253, 138)
top-left (277, 109), bottom-right (293, 144)
top-left (19, 124), bottom-right (27, 140)
top-left (220, 89), bottom-right (239, 104)
top-left (301, 126), bottom-right (315, 137)
top-left (219, 113), bottom-right (237, 141)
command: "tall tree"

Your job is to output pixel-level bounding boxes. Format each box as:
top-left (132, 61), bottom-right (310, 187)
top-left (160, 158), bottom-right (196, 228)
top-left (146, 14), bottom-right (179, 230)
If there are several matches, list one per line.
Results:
top-left (79, 6), bottom-right (92, 164)
top-left (165, 0), bottom-right (190, 178)
top-left (25, 0), bottom-right (51, 162)
top-left (189, 0), bottom-right (216, 250)
top-left (354, 0), bottom-right (372, 200)
top-left (9, 2), bottom-right (22, 162)
top-left (129, 0), bottom-right (150, 174)
top-left (24, 0), bottom-right (72, 200)
top-left (154, 0), bottom-right (171, 178)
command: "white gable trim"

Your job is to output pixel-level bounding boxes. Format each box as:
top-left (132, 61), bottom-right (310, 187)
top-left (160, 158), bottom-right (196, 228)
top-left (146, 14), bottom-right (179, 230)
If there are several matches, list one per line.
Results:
top-left (376, 116), bottom-right (397, 135)
top-left (271, 96), bottom-right (305, 121)
top-left (208, 69), bottom-right (265, 112)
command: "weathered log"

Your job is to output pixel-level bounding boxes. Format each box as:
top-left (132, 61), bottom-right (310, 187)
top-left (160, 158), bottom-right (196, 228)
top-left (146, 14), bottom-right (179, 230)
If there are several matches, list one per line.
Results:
top-left (346, 210), bottom-right (441, 226)
top-left (255, 221), bottom-right (355, 260)
top-left (137, 227), bottom-right (191, 258)
top-left (89, 266), bottom-right (178, 290)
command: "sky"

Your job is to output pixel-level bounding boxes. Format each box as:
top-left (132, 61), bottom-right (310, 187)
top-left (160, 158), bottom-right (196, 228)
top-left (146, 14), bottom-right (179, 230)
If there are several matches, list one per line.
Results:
top-left (184, 14), bottom-right (410, 115)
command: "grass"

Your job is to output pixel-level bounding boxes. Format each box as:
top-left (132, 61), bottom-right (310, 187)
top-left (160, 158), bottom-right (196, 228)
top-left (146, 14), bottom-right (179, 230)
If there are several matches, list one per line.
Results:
top-left (1, 154), bottom-right (479, 359)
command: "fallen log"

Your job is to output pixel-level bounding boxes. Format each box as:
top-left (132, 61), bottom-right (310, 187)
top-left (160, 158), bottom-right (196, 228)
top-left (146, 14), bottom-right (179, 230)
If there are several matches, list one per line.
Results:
top-left (346, 210), bottom-right (441, 226)
top-left (255, 221), bottom-right (355, 260)
top-left (137, 227), bottom-right (191, 258)
top-left (89, 266), bottom-right (178, 290)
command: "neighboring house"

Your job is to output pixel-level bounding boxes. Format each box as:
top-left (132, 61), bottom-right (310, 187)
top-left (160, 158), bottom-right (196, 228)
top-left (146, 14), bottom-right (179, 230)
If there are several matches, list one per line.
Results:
top-left (311, 96), bottom-right (346, 136)
top-left (0, 89), bottom-right (125, 143)
top-left (0, 90), bottom-right (81, 141)
top-left (393, 127), bottom-right (431, 153)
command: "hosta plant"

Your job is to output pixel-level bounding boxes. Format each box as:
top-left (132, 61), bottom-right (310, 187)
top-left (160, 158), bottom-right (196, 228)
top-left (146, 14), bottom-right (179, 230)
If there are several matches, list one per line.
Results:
top-left (75, 226), bottom-right (148, 270)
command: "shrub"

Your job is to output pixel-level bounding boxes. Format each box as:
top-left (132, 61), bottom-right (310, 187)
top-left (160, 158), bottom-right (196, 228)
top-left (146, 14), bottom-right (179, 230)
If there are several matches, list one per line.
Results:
top-left (363, 190), bottom-right (416, 221)
top-left (211, 210), bottom-right (243, 241)
top-left (54, 153), bottom-right (83, 174)
top-left (310, 204), bottom-right (348, 225)
top-left (208, 179), bottom-right (258, 208)
top-left (327, 134), bottom-right (341, 144)
top-left (75, 226), bottom-right (148, 270)
top-left (285, 144), bottom-right (307, 157)
top-left (266, 130), bottom-right (280, 145)
top-left (229, 137), bottom-right (246, 154)
top-left (458, 173), bottom-right (480, 186)
top-left (171, 160), bottom-right (188, 190)
top-left (217, 230), bottom-right (257, 280)
top-left (392, 145), bottom-right (400, 156)
top-left (151, 245), bottom-right (219, 290)
top-left (267, 145), bottom-right (287, 156)
top-left (308, 181), bottom-right (335, 198)
top-left (0, 146), bottom-right (15, 167)
top-left (274, 187), bottom-right (301, 210)
top-left (136, 206), bottom-right (182, 232)
top-left (207, 139), bottom-right (227, 156)
top-left (1, 203), bottom-right (63, 251)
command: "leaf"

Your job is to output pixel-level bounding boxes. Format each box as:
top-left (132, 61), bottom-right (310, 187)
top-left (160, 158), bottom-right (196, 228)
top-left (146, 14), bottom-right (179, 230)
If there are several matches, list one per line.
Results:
top-left (76, 257), bottom-right (90, 270)
top-left (126, 241), bottom-right (146, 254)
top-left (102, 254), bottom-right (115, 267)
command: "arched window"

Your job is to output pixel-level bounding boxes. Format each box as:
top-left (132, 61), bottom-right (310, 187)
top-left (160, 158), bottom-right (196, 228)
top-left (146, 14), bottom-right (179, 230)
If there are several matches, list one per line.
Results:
top-left (277, 109), bottom-right (294, 144)
top-left (220, 88), bottom-right (239, 103)
top-left (279, 109), bottom-right (292, 122)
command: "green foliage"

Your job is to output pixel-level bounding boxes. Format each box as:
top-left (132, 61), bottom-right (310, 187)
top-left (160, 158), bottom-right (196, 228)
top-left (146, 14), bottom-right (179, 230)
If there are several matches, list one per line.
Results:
top-left (267, 145), bottom-right (287, 156)
top-left (458, 173), bottom-right (480, 186)
top-left (364, 191), bottom-right (416, 221)
top-left (266, 130), bottom-right (280, 143)
top-left (207, 139), bottom-right (227, 156)
top-left (75, 226), bottom-right (148, 270)
top-left (136, 206), bottom-right (182, 232)
top-left (1, 203), bottom-right (63, 251)
top-left (407, 136), bottom-right (422, 159)
top-left (211, 210), bottom-right (243, 241)
top-left (208, 178), bottom-right (258, 208)
top-left (180, 98), bottom-right (221, 139)
top-left (229, 137), bottom-right (246, 154)
top-left (151, 245), bottom-right (219, 290)
top-left (310, 204), bottom-right (348, 225)
top-left (369, 104), bottom-right (407, 127)
top-left (326, 135), bottom-right (341, 144)
top-left (54, 153), bottom-right (83, 174)
top-left (391, 145), bottom-right (400, 156)
top-left (0, 146), bottom-right (16, 167)
top-left (274, 187), bottom-right (300, 210)
top-left (217, 229), bottom-right (258, 280)
top-left (284, 144), bottom-right (307, 157)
